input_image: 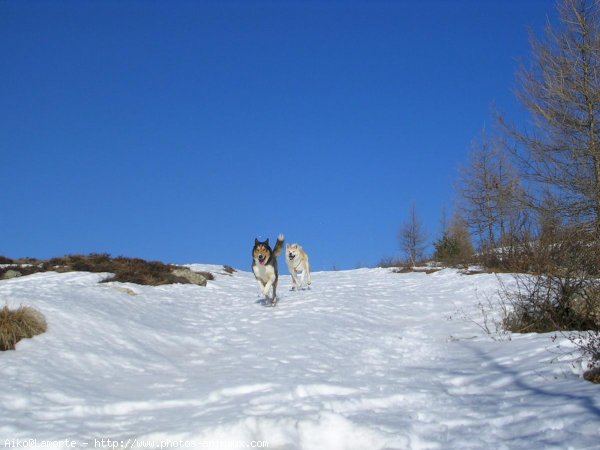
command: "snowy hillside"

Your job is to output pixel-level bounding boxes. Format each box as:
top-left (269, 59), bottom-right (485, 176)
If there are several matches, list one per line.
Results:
top-left (1, 267), bottom-right (598, 449)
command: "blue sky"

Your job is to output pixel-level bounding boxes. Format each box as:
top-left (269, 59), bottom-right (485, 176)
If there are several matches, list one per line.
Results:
top-left (1, 0), bottom-right (555, 271)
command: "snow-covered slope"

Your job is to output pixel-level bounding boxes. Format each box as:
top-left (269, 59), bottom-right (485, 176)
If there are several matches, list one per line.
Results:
top-left (1, 267), bottom-right (598, 449)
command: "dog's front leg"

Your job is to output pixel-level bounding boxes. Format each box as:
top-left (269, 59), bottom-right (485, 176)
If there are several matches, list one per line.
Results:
top-left (271, 278), bottom-right (278, 305)
top-left (304, 263), bottom-right (312, 286)
top-left (290, 270), bottom-right (300, 290)
top-left (256, 279), bottom-right (267, 297)
top-left (262, 276), bottom-right (275, 299)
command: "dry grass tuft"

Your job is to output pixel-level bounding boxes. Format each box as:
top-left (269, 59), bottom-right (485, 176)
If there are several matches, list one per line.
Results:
top-left (0, 306), bottom-right (47, 351)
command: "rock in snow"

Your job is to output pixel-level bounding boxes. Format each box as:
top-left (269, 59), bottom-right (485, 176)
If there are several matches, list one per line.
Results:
top-left (2, 269), bottom-right (22, 280)
top-left (0, 266), bottom-right (598, 449)
top-left (171, 267), bottom-right (208, 286)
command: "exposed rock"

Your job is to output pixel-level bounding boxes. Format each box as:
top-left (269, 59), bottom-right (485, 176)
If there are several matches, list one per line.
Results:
top-left (2, 270), bottom-right (22, 280)
top-left (171, 268), bottom-right (208, 286)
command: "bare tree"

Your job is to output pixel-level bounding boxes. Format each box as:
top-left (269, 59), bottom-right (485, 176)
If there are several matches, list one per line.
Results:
top-left (399, 202), bottom-right (428, 267)
top-left (458, 132), bottom-right (527, 262)
top-left (503, 0), bottom-right (600, 236)
top-left (497, 0), bottom-right (600, 372)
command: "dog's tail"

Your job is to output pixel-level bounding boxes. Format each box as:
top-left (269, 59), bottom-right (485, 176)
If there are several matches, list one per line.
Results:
top-left (274, 234), bottom-right (285, 257)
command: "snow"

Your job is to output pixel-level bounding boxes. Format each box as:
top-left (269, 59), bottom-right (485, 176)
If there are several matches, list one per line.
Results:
top-left (1, 266), bottom-right (599, 449)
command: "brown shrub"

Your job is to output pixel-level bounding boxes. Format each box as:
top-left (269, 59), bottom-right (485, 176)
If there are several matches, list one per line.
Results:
top-left (0, 306), bottom-right (47, 350)
top-left (104, 256), bottom-right (187, 286)
top-left (378, 257), bottom-right (406, 269)
top-left (584, 366), bottom-right (600, 384)
top-left (500, 229), bottom-right (600, 334)
top-left (1, 254), bottom-right (214, 287)
top-left (0, 265), bottom-right (43, 279)
top-left (223, 265), bottom-right (236, 275)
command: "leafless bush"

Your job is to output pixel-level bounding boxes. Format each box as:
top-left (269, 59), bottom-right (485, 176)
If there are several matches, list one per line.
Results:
top-left (501, 230), bottom-right (599, 330)
top-left (378, 257), bottom-right (406, 269)
top-left (498, 228), bottom-right (600, 377)
top-left (450, 291), bottom-right (511, 342)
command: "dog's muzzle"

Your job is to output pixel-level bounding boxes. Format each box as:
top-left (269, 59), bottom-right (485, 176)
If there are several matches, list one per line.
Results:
top-left (288, 253), bottom-right (295, 260)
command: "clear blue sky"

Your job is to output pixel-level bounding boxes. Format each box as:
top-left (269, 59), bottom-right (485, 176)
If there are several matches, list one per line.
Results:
top-left (1, 0), bottom-right (555, 271)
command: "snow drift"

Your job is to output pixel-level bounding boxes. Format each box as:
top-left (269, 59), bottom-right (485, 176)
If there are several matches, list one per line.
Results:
top-left (1, 266), bottom-right (598, 449)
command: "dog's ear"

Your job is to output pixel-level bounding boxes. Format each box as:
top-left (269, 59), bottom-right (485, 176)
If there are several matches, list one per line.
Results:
top-left (265, 238), bottom-right (269, 246)
top-left (255, 238), bottom-right (259, 245)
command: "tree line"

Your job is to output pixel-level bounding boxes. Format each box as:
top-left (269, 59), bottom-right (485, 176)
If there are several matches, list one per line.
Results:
top-left (398, 0), bottom-right (600, 269)
top-left (396, 0), bottom-right (600, 377)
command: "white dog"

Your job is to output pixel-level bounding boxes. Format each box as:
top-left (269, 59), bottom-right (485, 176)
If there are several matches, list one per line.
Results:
top-left (285, 243), bottom-right (311, 290)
